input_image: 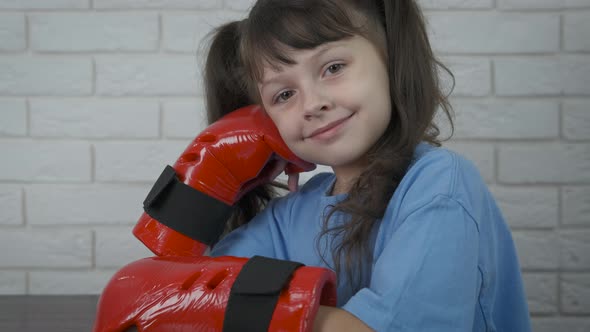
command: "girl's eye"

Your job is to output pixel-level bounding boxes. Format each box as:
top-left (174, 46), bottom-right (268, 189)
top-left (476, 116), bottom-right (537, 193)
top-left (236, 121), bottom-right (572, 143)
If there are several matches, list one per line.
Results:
top-left (274, 90), bottom-right (294, 104)
top-left (325, 63), bottom-right (345, 75)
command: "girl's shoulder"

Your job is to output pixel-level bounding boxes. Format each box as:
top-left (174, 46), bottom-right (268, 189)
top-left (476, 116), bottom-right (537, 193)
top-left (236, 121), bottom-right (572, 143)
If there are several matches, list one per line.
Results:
top-left (396, 142), bottom-right (489, 212)
top-left (374, 143), bottom-right (494, 239)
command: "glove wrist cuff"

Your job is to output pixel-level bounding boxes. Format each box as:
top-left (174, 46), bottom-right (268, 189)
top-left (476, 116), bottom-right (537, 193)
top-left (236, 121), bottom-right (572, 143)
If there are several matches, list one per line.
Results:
top-left (134, 165), bottom-right (235, 257)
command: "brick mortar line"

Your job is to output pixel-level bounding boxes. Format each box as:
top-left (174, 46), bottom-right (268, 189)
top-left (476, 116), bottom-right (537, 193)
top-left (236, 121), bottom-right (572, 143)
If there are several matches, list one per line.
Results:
top-left (0, 137), bottom-right (187, 142)
top-left (3, 94), bottom-right (587, 99)
top-left (0, 96), bottom-right (586, 101)
top-left (158, 100), bottom-right (164, 138)
top-left (2, 265), bottom-right (589, 272)
top-left (0, 227), bottom-right (137, 232)
top-left (24, 97), bottom-right (30, 137)
top-left (4, 52), bottom-right (589, 56)
top-left (158, 12), bottom-right (163, 53)
top-left (0, 179), bottom-right (588, 187)
top-left (492, 143), bottom-right (498, 184)
top-left (91, 230), bottom-right (96, 268)
top-left (490, 59), bottom-right (496, 96)
top-left (559, 100), bottom-right (565, 140)
top-left (25, 271), bottom-right (30, 295)
top-left (560, 13), bottom-right (565, 51)
top-left (90, 143), bottom-right (95, 182)
top-left (0, 9), bottom-right (222, 12)
top-left (1, 50), bottom-right (587, 57)
top-left (0, 8), bottom-right (589, 13)
top-left (450, 138), bottom-right (590, 143)
top-left (23, 12), bottom-right (29, 51)
top-left (0, 266), bottom-right (97, 271)
top-left (557, 177), bottom-right (564, 314)
top-left (20, 186), bottom-right (26, 227)
top-left (91, 57), bottom-right (96, 96)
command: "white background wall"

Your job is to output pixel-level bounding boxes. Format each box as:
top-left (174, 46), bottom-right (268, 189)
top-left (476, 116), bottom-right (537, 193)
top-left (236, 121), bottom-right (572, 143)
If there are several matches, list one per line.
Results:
top-left (0, 0), bottom-right (588, 330)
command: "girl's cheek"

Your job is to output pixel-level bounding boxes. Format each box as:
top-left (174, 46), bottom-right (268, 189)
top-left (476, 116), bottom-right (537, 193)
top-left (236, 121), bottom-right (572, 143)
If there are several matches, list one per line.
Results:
top-left (271, 118), bottom-right (292, 140)
top-left (330, 89), bottom-right (359, 113)
top-left (264, 108), bottom-right (281, 127)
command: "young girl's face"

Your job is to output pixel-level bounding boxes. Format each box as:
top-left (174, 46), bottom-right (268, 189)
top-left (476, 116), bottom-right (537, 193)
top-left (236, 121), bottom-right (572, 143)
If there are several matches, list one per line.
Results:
top-left (258, 35), bottom-right (391, 172)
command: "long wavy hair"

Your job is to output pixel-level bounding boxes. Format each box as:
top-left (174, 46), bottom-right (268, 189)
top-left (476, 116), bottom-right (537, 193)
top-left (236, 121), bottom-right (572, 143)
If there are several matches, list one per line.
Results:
top-left (202, 0), bottom-right (454, 290)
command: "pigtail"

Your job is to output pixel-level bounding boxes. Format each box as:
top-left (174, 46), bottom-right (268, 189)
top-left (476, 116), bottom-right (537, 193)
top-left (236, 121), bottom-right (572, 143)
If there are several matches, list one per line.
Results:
top-left (203, 20), bottom-right (251, 122)
top-left (202, 20), bottom-right (284, 235)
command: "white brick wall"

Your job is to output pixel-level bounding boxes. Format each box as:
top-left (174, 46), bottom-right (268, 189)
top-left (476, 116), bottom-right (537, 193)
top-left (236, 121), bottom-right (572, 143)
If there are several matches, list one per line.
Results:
top-left (30, 13), bottom-right (160, 52)
top-left (0, 1), bottom-right (89, 10)
top-left (30, 99), bottom-right (160, 138)
top-left (0, 57), bottom-right (93, 95)
top-left (0, 14), bottom-right (25, 51)
top-left (0, 0), bottom-right (588, 329)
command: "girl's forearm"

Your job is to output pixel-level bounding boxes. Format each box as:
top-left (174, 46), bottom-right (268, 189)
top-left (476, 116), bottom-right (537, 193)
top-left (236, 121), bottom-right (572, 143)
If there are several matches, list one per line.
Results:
top-left (313, 306), bottom-right (374, 332)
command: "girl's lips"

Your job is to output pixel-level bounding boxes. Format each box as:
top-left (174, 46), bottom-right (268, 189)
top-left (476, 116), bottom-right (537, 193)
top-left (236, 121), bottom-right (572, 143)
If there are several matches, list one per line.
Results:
top-left (307, 114), bottom-right (354, 139)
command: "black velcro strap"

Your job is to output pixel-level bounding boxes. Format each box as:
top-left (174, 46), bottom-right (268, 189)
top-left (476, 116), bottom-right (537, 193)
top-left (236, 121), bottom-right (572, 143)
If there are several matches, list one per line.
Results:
top-left (223, 256), bottom-right (304, 332)
top-left (143, 165), bottom-right (233, 246)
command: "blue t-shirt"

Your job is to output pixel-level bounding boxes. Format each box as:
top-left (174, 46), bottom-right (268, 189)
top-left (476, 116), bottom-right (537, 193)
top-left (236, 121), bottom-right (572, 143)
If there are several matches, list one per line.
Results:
top-left (210, 142), bottom-right (531, 331)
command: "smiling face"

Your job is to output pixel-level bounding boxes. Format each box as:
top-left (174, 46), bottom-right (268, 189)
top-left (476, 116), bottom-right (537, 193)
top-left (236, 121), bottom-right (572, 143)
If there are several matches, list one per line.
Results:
top-left (258, 35), bottom-right (391, 179)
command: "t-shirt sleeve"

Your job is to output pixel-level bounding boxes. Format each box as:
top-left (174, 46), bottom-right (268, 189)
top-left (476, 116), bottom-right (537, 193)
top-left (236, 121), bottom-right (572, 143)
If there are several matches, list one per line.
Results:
top-left (342, 194), bottom-right (481, 332)
top-left (208, 196), bottom-right (291, 260)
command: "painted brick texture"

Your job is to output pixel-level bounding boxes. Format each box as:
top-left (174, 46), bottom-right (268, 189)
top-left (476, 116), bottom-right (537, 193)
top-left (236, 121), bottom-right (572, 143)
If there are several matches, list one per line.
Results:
top-left (0, 0), bottom-right (588, 329)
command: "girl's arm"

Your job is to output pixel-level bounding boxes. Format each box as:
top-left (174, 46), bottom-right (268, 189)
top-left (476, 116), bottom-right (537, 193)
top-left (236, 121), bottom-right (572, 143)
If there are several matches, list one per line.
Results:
top-left (313, 306), bottom-right (374, 332)
top-left (210, 195), bottom-right (290, 259)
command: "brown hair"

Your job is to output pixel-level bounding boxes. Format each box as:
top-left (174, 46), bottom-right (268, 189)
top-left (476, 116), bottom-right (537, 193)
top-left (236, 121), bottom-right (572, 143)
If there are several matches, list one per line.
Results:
top-left (202, 0), bottom-right (454, 289)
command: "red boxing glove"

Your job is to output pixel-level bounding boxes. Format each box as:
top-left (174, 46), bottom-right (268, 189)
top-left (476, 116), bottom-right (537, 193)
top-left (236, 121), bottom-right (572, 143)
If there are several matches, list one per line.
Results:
top-left (93, 256), bottom-right (337, 332)
top-left (134, 105), bottom-right (315, 257)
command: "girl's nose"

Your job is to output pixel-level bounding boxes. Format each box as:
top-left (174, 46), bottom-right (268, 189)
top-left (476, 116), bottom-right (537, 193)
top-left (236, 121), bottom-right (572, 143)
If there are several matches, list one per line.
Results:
top-left (302, 86), bottom-right (332, 120)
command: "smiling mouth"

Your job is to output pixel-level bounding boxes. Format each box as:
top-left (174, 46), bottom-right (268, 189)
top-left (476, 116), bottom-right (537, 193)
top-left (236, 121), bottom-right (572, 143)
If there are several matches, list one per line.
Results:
top-left (307, 114), bottom-right (354, 139)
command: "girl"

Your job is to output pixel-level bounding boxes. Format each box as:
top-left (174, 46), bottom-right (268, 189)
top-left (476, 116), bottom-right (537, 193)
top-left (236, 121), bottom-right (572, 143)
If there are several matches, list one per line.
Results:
top-left (205, 0), bottom-right (531, 331)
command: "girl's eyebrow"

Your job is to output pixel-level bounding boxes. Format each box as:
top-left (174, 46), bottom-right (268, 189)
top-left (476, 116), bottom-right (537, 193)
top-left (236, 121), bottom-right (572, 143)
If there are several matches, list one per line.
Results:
top-left (260, 43), bottom-right (347, 87)
top-left (307, 44), bottom-right (340, 65)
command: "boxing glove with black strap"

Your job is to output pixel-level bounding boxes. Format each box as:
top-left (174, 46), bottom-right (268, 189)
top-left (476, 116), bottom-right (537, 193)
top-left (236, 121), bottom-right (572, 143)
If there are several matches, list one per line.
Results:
top-left (93, 255), bottom-right (337, 332)
top-left (135, 105), bottom-right (315, 257)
